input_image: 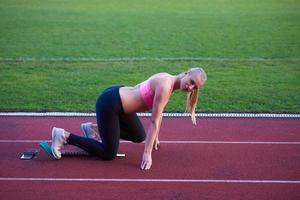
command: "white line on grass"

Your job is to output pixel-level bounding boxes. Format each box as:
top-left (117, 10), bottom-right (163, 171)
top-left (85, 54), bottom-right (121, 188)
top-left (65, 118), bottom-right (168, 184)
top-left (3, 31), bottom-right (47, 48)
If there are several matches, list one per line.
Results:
top-left (0, 57), bottom-right (299, 62)
top-left (0, 177), bottom-right (299, 184)
top-left (0, 140), bottom-right (299, 145)
top-left (0, 112), bottom-right (299, 118)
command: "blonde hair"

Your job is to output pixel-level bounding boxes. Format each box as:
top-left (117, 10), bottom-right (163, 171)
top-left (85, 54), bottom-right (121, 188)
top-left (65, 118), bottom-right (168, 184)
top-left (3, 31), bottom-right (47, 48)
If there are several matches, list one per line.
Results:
top-left (185, 68), bottom-right (207, 125)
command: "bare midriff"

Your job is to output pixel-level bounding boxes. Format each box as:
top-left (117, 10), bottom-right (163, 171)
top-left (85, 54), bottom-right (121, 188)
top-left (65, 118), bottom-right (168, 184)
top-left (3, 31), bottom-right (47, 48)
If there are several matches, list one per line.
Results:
top-left (119, 86), bottom-right (150, 113)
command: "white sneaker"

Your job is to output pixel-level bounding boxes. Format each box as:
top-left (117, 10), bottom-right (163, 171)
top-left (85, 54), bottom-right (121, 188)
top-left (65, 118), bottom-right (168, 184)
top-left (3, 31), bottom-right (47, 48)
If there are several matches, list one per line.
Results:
top-left (51, 127), bottom-right (67, 159)
top-left (81, 122), bottom-right (101, 141)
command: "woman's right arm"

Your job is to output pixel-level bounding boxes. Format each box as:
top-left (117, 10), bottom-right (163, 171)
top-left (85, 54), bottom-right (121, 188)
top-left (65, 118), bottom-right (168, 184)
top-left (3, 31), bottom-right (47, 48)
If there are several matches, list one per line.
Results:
top-left (140, 79), bottom-right (172, 170)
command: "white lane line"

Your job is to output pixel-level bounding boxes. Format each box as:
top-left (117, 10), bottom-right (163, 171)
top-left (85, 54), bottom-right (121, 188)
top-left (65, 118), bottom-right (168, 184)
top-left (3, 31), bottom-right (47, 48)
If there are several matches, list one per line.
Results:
top-left (0, 140), bottom-right (299, 145)
top-left (0, 177), bottom-right (299, 184)
top-left (1, 112), bottom-right (300, 118)
top-left (0, 140), bottom-right (52, 143)
top-left (157, 141), bottom-right (300, 145)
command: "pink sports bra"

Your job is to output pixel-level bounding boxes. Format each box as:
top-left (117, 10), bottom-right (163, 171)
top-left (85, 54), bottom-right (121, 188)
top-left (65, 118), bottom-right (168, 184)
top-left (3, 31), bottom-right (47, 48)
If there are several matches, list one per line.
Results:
top-left (140, 80), bottom-right (154, 109)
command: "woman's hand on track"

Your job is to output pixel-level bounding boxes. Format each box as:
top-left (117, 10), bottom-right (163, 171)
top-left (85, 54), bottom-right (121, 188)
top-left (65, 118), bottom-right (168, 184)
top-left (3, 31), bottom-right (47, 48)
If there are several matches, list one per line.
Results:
top-left (141, 153), bottom-right (152, 170)
top-left (153, 137), bottom-right (160, 150)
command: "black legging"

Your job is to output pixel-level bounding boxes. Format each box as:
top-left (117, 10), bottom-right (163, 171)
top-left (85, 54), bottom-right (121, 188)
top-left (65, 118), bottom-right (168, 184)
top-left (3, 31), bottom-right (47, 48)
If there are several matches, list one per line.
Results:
top-left (67, 86), bottom-right (146, 160)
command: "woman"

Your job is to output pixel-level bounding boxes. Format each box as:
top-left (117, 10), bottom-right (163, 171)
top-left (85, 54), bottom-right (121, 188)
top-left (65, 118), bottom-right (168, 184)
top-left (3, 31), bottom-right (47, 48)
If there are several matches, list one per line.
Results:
top-left (51, 67), bottom-right (207, 170)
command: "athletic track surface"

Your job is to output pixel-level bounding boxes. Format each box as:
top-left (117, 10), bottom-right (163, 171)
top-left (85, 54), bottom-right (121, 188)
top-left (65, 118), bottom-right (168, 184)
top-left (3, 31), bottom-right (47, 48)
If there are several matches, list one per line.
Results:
top-left (0, 116), bottom-right (299, 200)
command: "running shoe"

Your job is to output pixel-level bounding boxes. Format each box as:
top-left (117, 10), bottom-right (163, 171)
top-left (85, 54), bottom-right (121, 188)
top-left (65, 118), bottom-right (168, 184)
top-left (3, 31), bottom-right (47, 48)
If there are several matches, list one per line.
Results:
top-left (51, 127), bottom-right (67, 159)
top-left (81, 122), bottom-right (101, 141)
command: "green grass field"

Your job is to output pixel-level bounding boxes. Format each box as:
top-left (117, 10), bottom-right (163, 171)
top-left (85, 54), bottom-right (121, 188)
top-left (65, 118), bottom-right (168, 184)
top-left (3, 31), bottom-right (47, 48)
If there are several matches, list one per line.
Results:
top-left (0, 0), bottom-right (299, 113)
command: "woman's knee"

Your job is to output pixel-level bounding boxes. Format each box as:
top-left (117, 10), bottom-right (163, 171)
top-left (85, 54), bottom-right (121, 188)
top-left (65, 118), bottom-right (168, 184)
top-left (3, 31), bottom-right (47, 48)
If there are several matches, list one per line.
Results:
top-left (101, 149), bottom-right (117, 160)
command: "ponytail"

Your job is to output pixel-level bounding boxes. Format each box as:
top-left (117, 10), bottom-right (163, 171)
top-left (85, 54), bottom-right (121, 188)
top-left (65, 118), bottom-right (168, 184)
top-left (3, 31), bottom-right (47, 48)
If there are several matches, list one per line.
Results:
top-left (185, 67), bottom-right (207, 125)
top-left (186, 89), bottom-right (199, 125)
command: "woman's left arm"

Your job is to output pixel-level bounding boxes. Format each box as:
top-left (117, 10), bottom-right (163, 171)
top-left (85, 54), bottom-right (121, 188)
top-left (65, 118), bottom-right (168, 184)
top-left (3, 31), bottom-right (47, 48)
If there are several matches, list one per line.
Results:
top-left (140, 83), bottom-right (171, 170)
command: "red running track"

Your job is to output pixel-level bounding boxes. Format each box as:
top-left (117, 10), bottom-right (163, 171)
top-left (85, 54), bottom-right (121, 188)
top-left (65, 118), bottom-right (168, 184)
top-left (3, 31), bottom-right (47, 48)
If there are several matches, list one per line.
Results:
top-left (0, 116), bottom-right (299, 200)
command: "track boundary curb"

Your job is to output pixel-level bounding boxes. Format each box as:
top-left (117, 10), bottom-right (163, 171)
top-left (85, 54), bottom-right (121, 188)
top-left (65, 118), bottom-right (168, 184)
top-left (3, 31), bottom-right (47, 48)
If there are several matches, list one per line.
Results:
top-left (0, 112), bottom-right (299, 118)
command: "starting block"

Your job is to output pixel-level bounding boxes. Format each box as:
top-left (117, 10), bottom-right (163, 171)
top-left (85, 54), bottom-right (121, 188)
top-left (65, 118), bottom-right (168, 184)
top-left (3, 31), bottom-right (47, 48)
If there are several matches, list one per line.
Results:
top-left (20, 149), bottom-right (39, 160)
top-left (39, 140), bottom-right (55, 160)
top-left (39, 140), bottom-right (125, 159)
